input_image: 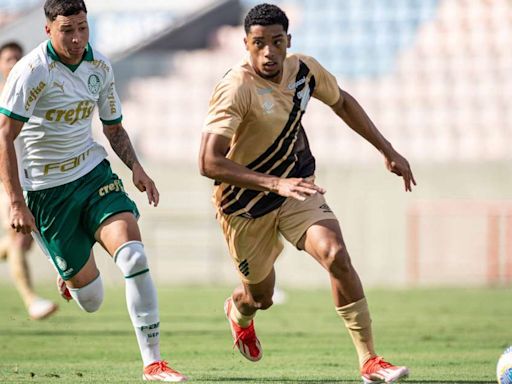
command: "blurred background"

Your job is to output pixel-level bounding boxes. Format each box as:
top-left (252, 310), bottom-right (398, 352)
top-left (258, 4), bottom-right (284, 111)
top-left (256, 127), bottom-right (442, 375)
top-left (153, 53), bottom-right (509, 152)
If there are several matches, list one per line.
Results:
top-left (1, 0), bottom-right (512, 289)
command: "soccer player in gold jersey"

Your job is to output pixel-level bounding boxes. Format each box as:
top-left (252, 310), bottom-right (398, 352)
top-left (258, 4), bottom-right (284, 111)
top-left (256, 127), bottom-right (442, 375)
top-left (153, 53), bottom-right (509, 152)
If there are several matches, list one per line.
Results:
top-left (199, 3), bottom-right (415, 383)
top-left (0, 41), bottom-right (58, 320)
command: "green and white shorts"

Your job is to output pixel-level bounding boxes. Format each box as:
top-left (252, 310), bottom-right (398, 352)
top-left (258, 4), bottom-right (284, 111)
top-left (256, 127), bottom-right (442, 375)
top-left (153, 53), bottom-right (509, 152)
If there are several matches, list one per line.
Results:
top-left (26, 160), bottom-right (139, 280)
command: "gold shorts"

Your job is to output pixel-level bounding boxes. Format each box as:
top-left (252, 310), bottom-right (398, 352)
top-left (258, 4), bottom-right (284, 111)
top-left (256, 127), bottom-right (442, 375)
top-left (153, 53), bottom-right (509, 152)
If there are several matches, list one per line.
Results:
top-left (216, 191), bottom-right (338, 284)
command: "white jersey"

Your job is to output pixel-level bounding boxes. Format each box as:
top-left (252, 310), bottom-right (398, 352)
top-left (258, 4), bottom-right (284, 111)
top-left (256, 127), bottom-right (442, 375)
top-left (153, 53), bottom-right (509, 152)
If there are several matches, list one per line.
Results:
top-left (0, 40), bottom-right (122, 190)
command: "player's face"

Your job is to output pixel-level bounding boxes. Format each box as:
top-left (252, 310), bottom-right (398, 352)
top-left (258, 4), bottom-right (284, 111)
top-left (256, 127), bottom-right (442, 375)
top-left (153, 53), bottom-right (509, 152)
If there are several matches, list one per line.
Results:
top-left (245, 24), bottom-right (291, 84)
top-left (45, 11), bottom-right (89, 65)
top-left (0, 47), bottom-right (22, 79)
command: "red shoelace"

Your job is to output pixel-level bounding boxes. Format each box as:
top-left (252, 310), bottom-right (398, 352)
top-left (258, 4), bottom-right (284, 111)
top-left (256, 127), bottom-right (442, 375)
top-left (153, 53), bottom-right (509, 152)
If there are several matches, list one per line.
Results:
top-left (233, 323), bottom-right (259, 352)
top-left (145, 360), bottom-right (181, 375)
top-left (363, 356), bottom-right (393, 373)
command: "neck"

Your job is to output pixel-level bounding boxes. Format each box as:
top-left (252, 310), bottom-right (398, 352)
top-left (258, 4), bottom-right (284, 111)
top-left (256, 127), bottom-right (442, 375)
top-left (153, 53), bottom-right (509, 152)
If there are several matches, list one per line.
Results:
top-left (260, 71), bottom-right (282, 84)
top-left (61, 56), bottom-right (82, 65)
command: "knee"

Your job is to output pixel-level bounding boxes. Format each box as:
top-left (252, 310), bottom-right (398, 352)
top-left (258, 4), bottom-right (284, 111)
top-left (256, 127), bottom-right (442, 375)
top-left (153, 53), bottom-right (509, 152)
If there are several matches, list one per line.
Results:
top-left (69, 274), bottom-right (104, 313)
top-left (114, 241), bottom-right (148, 277)
top-left (316, 240), bottom-right (352, 277)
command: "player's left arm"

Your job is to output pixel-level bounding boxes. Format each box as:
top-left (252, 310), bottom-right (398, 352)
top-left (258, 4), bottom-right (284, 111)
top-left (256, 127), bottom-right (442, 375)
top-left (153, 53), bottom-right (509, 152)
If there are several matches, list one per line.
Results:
top-left (102, 122), bottom-right (159, 206)
top-left (330, 88), bottom-right (417, 192)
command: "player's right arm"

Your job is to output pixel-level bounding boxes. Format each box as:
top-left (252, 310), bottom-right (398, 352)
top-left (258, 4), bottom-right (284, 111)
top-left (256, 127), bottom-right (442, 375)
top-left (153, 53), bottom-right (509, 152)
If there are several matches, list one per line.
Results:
top-left (199, 76), bottom-right (324, 201)
top-left (199, 132), bottom-right (324, 201)
top-left (0, 114), bottom-right (36, 234)
top-left (0, 54), bottom-right (45, 234)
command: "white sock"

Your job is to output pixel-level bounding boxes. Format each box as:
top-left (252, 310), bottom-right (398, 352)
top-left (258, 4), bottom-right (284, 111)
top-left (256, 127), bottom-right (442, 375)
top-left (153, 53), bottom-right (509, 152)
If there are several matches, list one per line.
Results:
top-left (68, 274), bottom-right (103, 313)
top-left (130, 274), bottom-right (161, 367)
top-left (115, 241), bottom-right (161, 367)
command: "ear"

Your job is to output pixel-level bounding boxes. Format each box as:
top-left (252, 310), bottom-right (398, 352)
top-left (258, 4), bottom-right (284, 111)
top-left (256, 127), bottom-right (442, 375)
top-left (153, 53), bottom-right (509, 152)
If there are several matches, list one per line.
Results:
top-left (244, 36), bottom-right (249, 51)
top-left (45, 23), bottom-right (51, 38)
top-left (287, 34), bottom-right (292, 49)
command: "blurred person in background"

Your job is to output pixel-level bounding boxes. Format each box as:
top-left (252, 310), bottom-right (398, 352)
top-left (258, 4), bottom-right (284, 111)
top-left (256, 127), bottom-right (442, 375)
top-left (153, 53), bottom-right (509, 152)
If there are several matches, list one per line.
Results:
top-left (0, 41), bottom-right (58, 320)
top-left (199, 3), bottom-right (414, 383)
top-left (0, 1), bottom-right (187, 381)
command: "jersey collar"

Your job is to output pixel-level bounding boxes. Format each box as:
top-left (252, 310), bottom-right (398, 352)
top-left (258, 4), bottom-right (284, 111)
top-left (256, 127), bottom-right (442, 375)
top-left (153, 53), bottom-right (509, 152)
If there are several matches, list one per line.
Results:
top-left (46, 40), bottom-right (94, 72)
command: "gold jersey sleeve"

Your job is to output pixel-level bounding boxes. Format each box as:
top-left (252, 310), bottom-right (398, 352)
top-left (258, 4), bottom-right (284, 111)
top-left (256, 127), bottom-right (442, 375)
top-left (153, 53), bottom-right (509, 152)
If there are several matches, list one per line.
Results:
top-left (203, 67), bottom-right (251, 139)
top-left (298, 54), bottom-right (340, 106)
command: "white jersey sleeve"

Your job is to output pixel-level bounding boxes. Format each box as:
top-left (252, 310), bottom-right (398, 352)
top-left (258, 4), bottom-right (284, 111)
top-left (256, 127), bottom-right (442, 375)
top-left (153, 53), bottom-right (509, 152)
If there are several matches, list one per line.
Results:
top-left (0, 56), bottom-right (48, 122)
top-left (96, 57), bottom-right (122, 125)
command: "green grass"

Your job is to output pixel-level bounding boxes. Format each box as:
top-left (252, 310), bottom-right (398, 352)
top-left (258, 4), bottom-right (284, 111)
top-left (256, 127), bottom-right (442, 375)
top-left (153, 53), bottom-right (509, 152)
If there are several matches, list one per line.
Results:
top-left (0, 284), bottom-right (508, 383)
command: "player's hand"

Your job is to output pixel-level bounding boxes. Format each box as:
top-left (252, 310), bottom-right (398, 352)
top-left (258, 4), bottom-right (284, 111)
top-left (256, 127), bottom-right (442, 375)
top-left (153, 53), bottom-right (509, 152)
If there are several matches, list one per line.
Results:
top-left (132, 162), bottom-right (160, 207)
top-left (270, 177), bottom-right (326, 201)
top-left (9, 202), bottom-right (37, 234)
top-left (384, 150), bottom-right (417, 192)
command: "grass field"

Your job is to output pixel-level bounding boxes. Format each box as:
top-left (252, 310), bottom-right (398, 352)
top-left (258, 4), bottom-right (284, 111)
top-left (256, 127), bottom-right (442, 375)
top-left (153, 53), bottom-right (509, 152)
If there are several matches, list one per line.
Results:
top-left (0, 284), bottom-right (509, 383)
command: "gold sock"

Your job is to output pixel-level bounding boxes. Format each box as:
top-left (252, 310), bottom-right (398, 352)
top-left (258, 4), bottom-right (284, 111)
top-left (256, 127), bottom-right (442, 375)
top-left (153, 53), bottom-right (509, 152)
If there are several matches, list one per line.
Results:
top-left (336, 297), bottom-right (375, 367)
top-left (229, 299), bottom-right (255, 328)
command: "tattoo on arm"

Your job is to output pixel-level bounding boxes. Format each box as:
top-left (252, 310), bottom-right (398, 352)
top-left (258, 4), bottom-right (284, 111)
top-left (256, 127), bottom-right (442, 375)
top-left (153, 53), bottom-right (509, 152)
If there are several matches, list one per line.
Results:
top-left (104, 125), bottom-right (139, 169)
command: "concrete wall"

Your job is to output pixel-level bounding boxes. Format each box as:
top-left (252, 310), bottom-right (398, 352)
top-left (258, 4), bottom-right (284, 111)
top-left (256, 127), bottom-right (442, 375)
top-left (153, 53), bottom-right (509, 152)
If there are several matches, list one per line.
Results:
top-left (2, 160), bottom-right (511, 288)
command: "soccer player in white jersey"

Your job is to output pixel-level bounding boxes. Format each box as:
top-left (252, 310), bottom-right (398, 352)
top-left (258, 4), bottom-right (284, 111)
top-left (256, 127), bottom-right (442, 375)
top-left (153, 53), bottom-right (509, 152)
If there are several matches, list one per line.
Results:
top-left (0, 41), bottom-right (58, 321)
top-left (199, 3), bottom-right (414, 383)
top-left (0, 1), bottom-right (187, 381)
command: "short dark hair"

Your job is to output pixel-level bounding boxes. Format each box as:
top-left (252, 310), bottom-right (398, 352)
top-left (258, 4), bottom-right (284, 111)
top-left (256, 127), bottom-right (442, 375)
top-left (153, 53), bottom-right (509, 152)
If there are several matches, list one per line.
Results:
top-left (0, 41), bottom-right (23, 56)
top-left (44, 0), bottom-right (87, 21)
top-left (244, 3), bottom-right (289, 34)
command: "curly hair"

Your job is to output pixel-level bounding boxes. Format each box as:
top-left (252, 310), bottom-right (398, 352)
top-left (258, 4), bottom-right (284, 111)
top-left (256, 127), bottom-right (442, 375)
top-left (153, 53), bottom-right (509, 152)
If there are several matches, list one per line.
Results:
top-left (44, 0), bottom-right (87, 21)
top-left (244, 3), bottom-right (289, 34)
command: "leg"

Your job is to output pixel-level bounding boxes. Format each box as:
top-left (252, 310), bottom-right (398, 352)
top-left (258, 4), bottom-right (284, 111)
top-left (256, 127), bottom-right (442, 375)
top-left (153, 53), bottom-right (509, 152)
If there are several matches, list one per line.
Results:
top-left (299, 219), bottom-right (373, 366)
top-left (232, 267), bottom-right (275, 317)
top-left (224, 269), bottom-right (274, 363)
top-left (1, 189), bottom-right (57, 318)
top-left (300, 219), bottom-right (408, 382)
top-left (95, 211), bottom-right (142, 254)
top-left (8, 232), bottom-right (36, 306)
top-left (0, 192), bottom-right (10, 260)
top-left (8, 232), bottom-right (58, 319)
top-left (95, 212), bottom-right (158, 366)
top-left (0, 235), bottom-right (9, 260)
top-left (298, 219), bottom-right (364, 307)
top-left (96, 212), bottom-right (186, 381)
top-left (25, 175), bottom-right (103, 312)
top-left (64, 250), bottom-right (104, 313)
top-left (216, 209), bottom-right (281, 363)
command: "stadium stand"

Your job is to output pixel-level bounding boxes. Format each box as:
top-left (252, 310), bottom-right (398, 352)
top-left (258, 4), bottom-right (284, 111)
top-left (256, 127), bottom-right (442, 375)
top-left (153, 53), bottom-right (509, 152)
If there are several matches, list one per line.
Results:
top-left (111, 0), bottom-right (512, 165)
top-left (3, 0), bottom-right (511, 164)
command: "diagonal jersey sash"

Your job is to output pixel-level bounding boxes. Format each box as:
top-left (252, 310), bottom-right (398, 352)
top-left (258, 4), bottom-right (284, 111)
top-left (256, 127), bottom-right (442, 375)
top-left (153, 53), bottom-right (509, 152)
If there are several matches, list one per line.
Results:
top-left (220, 60), bottom-right (317, 219)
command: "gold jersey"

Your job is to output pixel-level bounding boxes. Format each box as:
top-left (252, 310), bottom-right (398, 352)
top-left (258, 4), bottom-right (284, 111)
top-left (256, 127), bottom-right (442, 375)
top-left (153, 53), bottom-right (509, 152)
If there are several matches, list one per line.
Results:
top-left (204, 53), bottom-right (340, 218)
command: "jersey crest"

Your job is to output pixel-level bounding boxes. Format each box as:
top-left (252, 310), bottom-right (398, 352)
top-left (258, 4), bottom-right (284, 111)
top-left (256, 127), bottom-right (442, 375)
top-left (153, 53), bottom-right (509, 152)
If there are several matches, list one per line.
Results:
top-left (87, 74), bottom-right (101, 94)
